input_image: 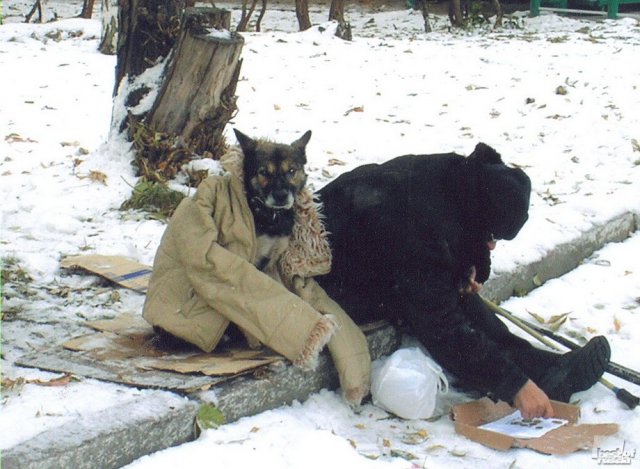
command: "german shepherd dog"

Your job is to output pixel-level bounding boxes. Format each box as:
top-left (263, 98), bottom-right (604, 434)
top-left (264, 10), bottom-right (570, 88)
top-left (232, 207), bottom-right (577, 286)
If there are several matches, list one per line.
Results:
top-left (233, 129), bottom-right (312, 272)
top-left (153, 129), bottom-right (313, 350)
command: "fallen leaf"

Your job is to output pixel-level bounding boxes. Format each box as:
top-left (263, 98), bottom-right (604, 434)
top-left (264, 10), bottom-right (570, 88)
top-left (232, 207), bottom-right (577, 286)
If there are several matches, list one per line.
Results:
top-left (549, 315), bottom-right (568, 332)
top-left (528, 311), bottom-right (546, 324)
top-left (1, 377), bottom-right (26, 391)
top-left (32, 374), bottom-right (74, 387)
top-left (382, 438), bottom-right (391, 448)
top-left (348, 439), bottom-right (357, 449)
top-left (401, 430), bottom-right (429, 445)
top-left (77, 170), bottom-right (108, 185)
top-left (273, 104), bottom-right (281, 111)
top-left (321, 169), bottom-right (333, 178)
top-left (250, 426), bottom-right (260, 433)
top-left (5, 133), bottom-right (37, 143)
top-left (613, 317), bottom-right (622, 332)
top-left (344, 105), bottom-right (364, 116)
top-left (390, 449), bottom-right (417, 460)
top-left (196, 404), bottom-right (225, 431)
top-left (327, 158), bottom-right (346, 166)
top-left (426, 444), bottom-right (446, 453)
top-left (532, 274), bottom-right (543, 286)
top-left (450, 449), bottom-right (467, 457)
top-left (548, 312), bottom-right (570, 331)
top-left (89, 171), bottom-right (108, 185)
top-left (548, 312), bottom-right (570, 324)
top-left (354, 423), bottom-right (366, 430)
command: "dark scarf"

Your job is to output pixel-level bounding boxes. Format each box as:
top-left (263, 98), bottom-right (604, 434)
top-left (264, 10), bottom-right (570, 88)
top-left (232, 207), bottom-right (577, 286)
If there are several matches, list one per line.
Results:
top-left (248, 196), bottom-right (295, 237)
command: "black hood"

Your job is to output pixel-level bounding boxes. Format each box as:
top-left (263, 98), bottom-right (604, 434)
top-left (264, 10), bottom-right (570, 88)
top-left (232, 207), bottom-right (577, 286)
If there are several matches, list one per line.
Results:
top-left (474, 146), bottom-right (531, 240)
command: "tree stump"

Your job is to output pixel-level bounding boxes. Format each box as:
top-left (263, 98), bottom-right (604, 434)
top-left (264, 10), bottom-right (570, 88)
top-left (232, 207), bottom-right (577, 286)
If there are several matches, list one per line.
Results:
top-left (146, 8), bottom-right (244, 156)
top-left (113, 5), bottom-right (244, 183)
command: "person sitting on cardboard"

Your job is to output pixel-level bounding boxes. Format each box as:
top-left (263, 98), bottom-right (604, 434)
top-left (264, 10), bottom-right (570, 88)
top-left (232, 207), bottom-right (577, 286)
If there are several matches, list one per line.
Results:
top-left (315, 143), bottom-right (611, 418)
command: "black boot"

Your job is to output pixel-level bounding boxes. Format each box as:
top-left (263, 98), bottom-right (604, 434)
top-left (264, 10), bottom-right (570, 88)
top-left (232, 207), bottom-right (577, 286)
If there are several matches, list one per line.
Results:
top-left (538, 336), bottom-right (611, 402)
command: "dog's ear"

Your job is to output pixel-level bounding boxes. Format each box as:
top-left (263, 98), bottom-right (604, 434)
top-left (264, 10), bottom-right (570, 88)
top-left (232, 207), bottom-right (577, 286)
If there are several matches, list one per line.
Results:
top-left (234, 129), bottom-right (257, 155)
top-left (291, 130), bottom-right (312, 151)
top-left (469, 142), bottom-right (503, 164)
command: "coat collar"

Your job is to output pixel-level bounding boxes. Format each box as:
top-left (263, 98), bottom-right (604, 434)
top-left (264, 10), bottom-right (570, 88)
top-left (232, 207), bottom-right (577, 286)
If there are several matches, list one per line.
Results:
top-left (220, 146), bottom-right (333, 280)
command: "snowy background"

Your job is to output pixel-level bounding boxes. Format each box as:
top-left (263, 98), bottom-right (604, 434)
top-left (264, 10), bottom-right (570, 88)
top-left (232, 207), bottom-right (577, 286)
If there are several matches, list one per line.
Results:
top-left (1, 0), bottom-right (640, 467)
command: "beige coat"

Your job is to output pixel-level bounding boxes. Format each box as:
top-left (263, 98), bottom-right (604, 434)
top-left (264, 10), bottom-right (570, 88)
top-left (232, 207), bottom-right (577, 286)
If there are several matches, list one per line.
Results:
top-left (143, 149), bottom-right (371, 405)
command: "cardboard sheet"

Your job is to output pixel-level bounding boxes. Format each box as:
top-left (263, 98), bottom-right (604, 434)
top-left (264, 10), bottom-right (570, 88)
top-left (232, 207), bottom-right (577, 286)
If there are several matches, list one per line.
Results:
top-left (41, 255), bottom-right (392, 392)
top-left (17, 312), bottom-right (284, 392)
top-left (452, 398), bottom-right (619, 455)
top-left (61, 255), bottom-right (152, 293)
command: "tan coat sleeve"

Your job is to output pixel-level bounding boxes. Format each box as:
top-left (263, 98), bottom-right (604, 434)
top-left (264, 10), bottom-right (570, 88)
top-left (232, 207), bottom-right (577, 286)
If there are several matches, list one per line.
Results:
top-left (165, 178), bottom-right (335, 367)
top-left (292, 276), bottom-right (372, 406)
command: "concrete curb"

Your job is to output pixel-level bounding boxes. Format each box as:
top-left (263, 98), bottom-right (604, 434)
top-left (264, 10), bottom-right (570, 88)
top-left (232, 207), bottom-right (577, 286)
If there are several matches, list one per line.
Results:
top-left (483, 212), bottom-right (638, 302)
top-left (2, 393), bottom-right (199, 469)
top-left (4, 212), bottom-right (638, 469)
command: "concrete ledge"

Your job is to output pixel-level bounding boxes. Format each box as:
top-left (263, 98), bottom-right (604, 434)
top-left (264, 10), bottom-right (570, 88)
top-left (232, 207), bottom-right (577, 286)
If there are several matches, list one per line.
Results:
top-left (483, 212), bottom-right (638, 302)
top-left (2, 393), bottom-right (199, 469)
top-left (208, 322), bottom-right (400, 422)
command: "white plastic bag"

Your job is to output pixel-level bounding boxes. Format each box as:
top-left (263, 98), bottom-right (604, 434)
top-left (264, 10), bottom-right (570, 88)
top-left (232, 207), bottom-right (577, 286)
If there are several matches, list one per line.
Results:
top-left (371, 347), bottom-right (448, 420)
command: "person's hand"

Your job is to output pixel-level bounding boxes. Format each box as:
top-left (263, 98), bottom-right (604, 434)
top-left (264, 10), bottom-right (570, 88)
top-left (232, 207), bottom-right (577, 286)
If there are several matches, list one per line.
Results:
top-left (513, 379), bottom-right (555, 419)
top-left (460, 265), bottom-right (483, 294)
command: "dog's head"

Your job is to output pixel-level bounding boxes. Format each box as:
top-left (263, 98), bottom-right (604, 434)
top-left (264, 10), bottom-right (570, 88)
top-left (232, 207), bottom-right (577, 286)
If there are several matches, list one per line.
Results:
top-left (234, 129), bottom-right (311, 210)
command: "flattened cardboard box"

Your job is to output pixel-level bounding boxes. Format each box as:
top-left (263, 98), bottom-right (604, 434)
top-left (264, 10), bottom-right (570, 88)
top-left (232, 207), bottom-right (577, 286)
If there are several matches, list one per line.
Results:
top-left (61, 254), bottom-right (152, 293)
top-left (451, 397), bottom-right (618, 455)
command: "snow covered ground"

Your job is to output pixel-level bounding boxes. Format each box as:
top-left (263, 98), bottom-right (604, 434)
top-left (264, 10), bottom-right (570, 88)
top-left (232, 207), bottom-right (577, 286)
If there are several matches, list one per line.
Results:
top-left (1, 1), bottom-right (640, 467)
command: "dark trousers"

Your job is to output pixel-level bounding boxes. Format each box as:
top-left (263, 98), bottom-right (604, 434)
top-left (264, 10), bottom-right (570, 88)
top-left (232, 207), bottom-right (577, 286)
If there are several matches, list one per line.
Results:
top-left (418, 294), bottom-right (561, 399)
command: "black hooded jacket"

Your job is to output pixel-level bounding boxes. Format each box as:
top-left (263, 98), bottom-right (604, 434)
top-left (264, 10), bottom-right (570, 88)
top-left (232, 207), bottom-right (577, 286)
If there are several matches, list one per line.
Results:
top-left (316, 143), bottom-right (533, 402)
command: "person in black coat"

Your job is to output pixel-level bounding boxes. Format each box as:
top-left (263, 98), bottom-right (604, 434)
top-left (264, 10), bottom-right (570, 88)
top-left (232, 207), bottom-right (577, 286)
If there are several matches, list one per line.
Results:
top-left (316, 143), bottom-right (610, 418)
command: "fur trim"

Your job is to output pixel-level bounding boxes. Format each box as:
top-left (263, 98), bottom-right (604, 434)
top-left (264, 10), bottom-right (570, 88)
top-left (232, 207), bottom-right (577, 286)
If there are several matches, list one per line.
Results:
top-left (293, 314), bottom-right (338, 371)
top-left (279, 190), bottom-right (332, 278)
top-left (219, 146), bottom-right (333, 280)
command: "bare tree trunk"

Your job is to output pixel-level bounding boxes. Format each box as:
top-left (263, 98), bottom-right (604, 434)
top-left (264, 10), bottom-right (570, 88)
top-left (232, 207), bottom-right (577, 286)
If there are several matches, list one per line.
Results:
top-left (99, 0), bottom-right (118, 54)
top-left (25, 0), bottom-right (47, 23)
top-left (80, 0), bottom-right (96, 18)
top-left (492, 0), bottom-right (503, 28)
top-left (329, 0), bottom-right (351, 40)
top-left (255, 0), bottom-right (267, 32)
top-left (328, 0), bottom-right (344, 22)
top-left (236, 0), bottom-right (258, 32)
top-left (295, 0), bottom-right (311, 31)
top-left (448, 0), bottom-right (465, 28)
top-left (415, 0), bottom-right (431, 33)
